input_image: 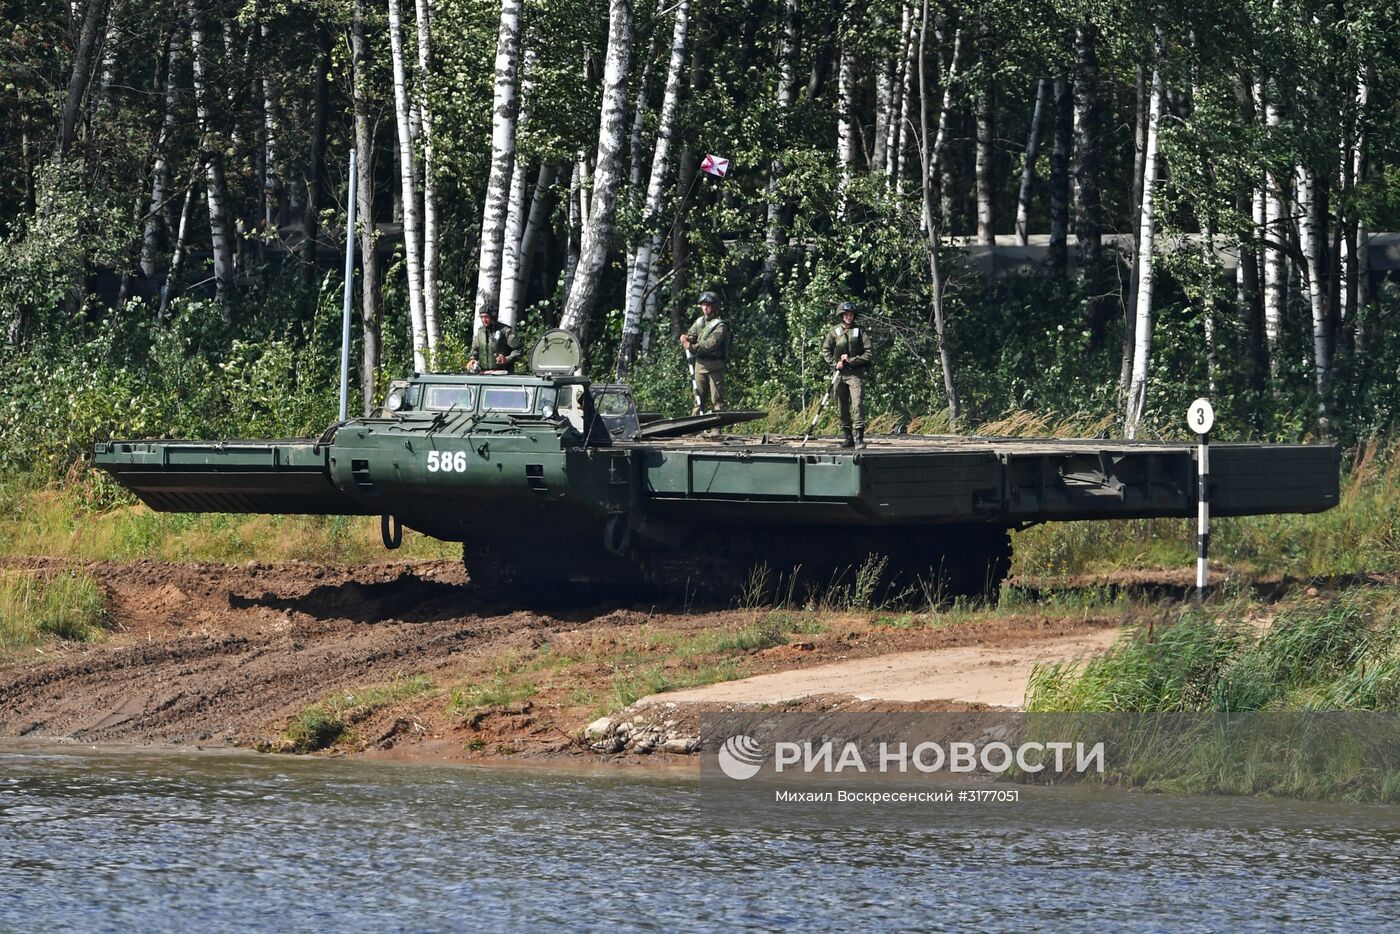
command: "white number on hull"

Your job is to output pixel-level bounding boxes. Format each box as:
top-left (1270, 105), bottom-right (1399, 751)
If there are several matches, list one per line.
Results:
top-left (426, 450), bottom-right (468, 472)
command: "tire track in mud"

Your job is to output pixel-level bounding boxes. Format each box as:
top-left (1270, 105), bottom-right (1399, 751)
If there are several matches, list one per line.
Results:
top-left (0, 559), bottom-right (595, 746)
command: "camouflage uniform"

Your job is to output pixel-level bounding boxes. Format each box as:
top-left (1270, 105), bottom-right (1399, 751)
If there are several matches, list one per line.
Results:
top-left (471, 321), bottom-right (524, 373)
top-left (684, 312), bottom-right (731, 413)
top-left (822, 305), bottom-right (873, 447)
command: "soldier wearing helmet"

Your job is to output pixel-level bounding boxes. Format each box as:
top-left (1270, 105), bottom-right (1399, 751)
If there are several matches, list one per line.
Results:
top-left (680, 291), bottom-right (731, 414)
top-left (821, 300), bottom-right (873, 448)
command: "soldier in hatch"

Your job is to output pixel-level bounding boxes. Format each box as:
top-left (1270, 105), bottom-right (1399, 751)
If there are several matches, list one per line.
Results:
top-left (468, 308), bottom-right (524, 374)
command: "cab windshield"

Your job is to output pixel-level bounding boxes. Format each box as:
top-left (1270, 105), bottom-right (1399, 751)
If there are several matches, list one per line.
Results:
top-left (421, 385), bottom-right (476, 412)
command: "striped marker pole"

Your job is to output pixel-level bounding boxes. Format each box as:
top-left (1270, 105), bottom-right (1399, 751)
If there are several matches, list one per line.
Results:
top-left (1188, 398), bottom-right (1215, 604)
top-left (1196, 432), bottom-right (1210, 601)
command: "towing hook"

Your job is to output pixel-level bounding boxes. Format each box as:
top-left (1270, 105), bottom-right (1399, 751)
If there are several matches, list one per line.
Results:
top-left (603, 513), bottom-right (631, 557)
top-left (381, 514), bottom-right (403, 550)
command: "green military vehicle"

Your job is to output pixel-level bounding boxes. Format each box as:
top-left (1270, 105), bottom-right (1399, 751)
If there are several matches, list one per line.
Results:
top-left (94, 330), bottom-right (1340, 602)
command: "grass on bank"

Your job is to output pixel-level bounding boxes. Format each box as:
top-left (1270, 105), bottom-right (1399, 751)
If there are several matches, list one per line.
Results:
top-left (0, 569), bottom-right (108, 650)
top-left (281, 675), bottom-right (436, 753)
top-left (1024, 590), bottom-right (1400, 800)
top-left (1026, 591), bottom-right (1400, 713)
top-left (0, 472), bottom-right (457, 564)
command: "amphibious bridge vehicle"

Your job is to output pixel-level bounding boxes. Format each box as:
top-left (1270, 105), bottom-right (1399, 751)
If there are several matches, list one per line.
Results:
top-left (94, 330), bottom-right (1340, 602)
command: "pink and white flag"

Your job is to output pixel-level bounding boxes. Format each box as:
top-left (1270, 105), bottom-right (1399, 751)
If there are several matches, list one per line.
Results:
top-left (700, 154), bottom-right (730, 178)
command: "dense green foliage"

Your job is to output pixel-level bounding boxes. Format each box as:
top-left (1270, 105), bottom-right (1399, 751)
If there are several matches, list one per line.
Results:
top-left (3, 0), bottom-right (1399, 472)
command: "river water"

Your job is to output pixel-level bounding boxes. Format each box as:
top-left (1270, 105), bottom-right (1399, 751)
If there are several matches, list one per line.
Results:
top-left (3, 746), bottom-right (1399, 932)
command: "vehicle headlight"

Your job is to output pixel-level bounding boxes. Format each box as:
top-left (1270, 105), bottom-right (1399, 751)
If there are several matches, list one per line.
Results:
top-left (385, 388), bottom-right (405, 412)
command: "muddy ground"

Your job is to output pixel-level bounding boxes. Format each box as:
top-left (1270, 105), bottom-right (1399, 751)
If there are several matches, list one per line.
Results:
top-left (0, 558), bottom-right (1327, 766)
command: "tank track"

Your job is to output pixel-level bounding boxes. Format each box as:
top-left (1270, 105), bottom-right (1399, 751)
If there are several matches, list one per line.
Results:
top-left (641, 532), bottom-right (754, 603)
top-left (462, 542), bottom-right (529, 603)
top-left (639, 524), bottom-right (1013, 606)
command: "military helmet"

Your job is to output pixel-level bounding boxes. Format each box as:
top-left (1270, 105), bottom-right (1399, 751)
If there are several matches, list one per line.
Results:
top-left (836, 301), bottom-right (858, 318)
top-left (697, 291), bottom-right (718, 306)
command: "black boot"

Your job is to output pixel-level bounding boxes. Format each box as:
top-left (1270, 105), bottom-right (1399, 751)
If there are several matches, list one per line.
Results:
top-left (855, 427), bottom-right (867, 449)
top-left (839, 428), bottom-right (855, 448)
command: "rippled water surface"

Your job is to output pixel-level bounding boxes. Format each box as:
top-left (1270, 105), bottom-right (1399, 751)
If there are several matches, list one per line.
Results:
top-left (3, 746), bottom-right (1399, 932)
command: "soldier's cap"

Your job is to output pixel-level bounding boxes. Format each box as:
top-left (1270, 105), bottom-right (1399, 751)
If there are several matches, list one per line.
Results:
top-left (696, 291), bottom-right (718, 306)
top-left (836, 301), bottom-right (858, 317)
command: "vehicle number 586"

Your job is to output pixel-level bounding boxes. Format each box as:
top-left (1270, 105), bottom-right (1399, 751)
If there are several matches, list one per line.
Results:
top-left (426, 450), bottom-right (468, 472)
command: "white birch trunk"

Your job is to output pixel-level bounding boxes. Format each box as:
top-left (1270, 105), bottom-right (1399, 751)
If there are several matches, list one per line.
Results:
top-left (260, 21), bottom-right (280, 228)
top-left (873, 13), bottom-right (893, 173)
top-left (1344, 70), bottom-right (1369, 341)
top-left (888, 5), bottom-right (915, 181)
top-left (917, 0), bottom-right (960, 422)
top-left (415, 0), bottom-right (440, 356)
top-left (1297, 165), bottom-right (1328, 412)
top-left (140, 33), bottom-right (180, 278)
top-left (512, 163), bottom-right (556, 317)
top-left (564, 162), bottom-right (581, 299)
top-left (1124, 34), bottom-right (1165, 439)
top-left (499, 48), bottom-right (537, 328)
top-left (472, 0), bottom-right (522, 330)
top-left (761, 0), bottom-right (799, 290)
top-left (974, 18), bottom-right (995, 244)
top-left (627, 7), bottom-right (659, 206)
top-left (159, 177), bottom-right (197, 318)
top-left (1262, 86), bottom-right (1286, 376)
top-left (577, 151), bottom-right (593, 232)
top-left (560, 0), bottom-right (633, 343)
top-left (1015, 78), bottom-right (1048, 246)
top-left (836, 42), bottom-right (856, 215)
top-left (187, 0), bottom-right (233, 305)
top-left (618, 0), bottom-right (688, 375)
top-left (388, 0), bottom-right (428, 370)
top-left (353, 0), bottom-right (381, 414)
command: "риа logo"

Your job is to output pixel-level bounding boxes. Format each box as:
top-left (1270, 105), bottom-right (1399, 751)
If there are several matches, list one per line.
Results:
top-left (717, 735), bottom-right (764, 780)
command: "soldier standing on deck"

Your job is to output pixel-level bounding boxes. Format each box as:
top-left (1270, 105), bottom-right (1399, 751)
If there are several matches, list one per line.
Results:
top-left (680, 291), bottom-right (731, 413)
top-left (822, 301), bottom-right (873, 448)
top-left (469, 309), bottom-right (524, 374)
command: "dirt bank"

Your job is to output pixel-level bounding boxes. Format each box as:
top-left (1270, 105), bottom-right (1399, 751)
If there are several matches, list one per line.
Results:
top-left (0, 558), bottom-right (1130, 765)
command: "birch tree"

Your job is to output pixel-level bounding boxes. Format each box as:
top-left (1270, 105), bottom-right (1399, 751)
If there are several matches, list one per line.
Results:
top-left (617, 0), bottom-right (688, 376)
top-left (1047, 74), bottom-right (1071, 274)
top-left (260, 19), bottom-right (280, 229)
top-left (56, 0), bottom-right (107, 159)
top-left (890, 4), bottom-right (918, 185)
top-left (761, 0), bottom-right (800, 294)
top-left (498, 47), bottom-right (536, 328)
top-left (560, 0), bottom-right (633, 344)
top-left (187, 0), bottom-right (233, 305)
top-left (140, 32), bottom-right (181, 278)
top-left (973, 17), bottom-right (995, 244)
top-left (1261, 83), bottom-right (1286, 376)
top-left (473, 0), bottom-right (522, 331)
top-left (1296, 163), bottom-right (1328, 418)
top-left (917, 0), bottom-right (961, 423)
top-left (836, 38), bottom-right (856, 215)
top-left (509, 164), bottom-right (555, 321)
top-left (353, 0), bottom-right (381, 413)
top-left (1014, 77), bottom-right (1046, 246)
top-left (387, 0), bottom-right (427, 371)
top-left (414, 0), bottom-right (440, 354)
top-left (1124, 32), bottom-right (1165, 439)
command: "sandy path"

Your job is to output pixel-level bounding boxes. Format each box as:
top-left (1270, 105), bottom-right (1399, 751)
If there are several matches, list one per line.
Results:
top-left (651, 627), bottom-right (1121, 709)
